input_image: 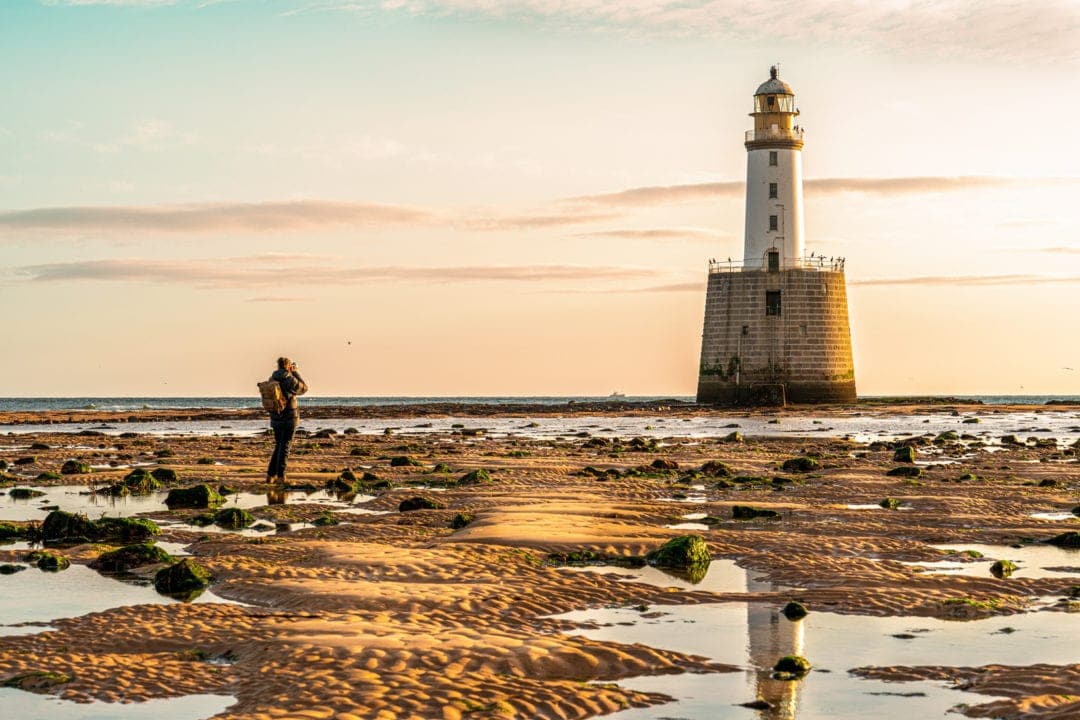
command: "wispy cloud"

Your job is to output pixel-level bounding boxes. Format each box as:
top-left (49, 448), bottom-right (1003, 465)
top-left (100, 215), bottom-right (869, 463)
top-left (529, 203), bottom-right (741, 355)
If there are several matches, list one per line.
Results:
top-left (1036, 247), bottom-right (1080, 255)
top-left (574, 228), bottom-right (727, 242)
top-left (12, 255), bottom-right (664, 289)
top-left (852, 274), bottom-right (1080, 287)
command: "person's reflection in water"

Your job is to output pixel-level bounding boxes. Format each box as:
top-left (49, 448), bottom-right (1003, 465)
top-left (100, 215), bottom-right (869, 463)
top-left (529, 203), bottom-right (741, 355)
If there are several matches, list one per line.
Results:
top-left (746, 576), bottom-right (804, 718)
top-left (266, 488), bottom-right (287, 506)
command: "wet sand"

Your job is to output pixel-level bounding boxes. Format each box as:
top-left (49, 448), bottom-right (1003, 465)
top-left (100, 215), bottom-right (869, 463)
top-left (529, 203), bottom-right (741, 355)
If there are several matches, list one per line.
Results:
top-left (0, 404), bottom-right (1078, 719)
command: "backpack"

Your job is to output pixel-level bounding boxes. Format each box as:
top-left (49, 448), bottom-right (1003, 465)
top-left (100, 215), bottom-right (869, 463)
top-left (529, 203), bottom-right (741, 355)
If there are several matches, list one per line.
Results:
top-left (258, 380), bottom-right (287, 414)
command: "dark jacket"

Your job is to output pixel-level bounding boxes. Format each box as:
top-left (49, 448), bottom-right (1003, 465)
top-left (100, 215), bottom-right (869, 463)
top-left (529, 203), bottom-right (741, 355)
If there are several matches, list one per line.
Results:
top-left (269, 368), bottom-right (308, 422)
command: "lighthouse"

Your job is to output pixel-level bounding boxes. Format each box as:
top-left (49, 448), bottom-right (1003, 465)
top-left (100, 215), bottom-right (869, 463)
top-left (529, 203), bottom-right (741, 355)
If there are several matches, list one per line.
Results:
top-left (696, 67), bottom-right (856, 405)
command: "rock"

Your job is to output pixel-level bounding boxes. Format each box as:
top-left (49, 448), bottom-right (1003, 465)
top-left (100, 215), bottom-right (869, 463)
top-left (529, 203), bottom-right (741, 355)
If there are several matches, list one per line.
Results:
top-left (154, 558), bottom-right (211, 596)
top-left (781, 457), bottom-right (819, 473)
top-left (30, 442), bottom-right (50, 451)
top-left (312, 513), bottom-right (339, 526)
top-left (314, 428), bottom-right (337, 438)
top-left (1000, 435), bottom-right (1024, 446)
top-left (3, 671), bottom-right (73, 692)
top-left (699, 461), bottom-right (732, 478)
top-left (214, 507), bottom-right (255, 529)
top-left (9, 488), bottom-right (45, 499)
top-left (458, 469), bottom-right (492, 485)
top-left (772, 655), bottom-right (811, 679)
top-left (432, 463), bottom-right (453, 473)
top-left (339, 469), bottom-right (358, 482)
top-left (90, 543), bottom-right (173, 572)
top-left (40, 510), bottom-right (97, 542)
top-left (732, 475), bottom-right (769, 484)
top-left (0, 563), bottom-right (26, 574)
top-left (962, 417), bottom-right (981, 424)
top-left (326, 476), bottom-right (358, 494)
top-left (721, 431), bottom-right (744, 443)
top-left (390, 456), bottom-right (423, 467)
top-left (1072, 506), bottom-right (1080, 518)
top-left (732, 505), bottom-right (780, 520)
top-left (164, 484), bottom-right (224, 509)
top-left (14, 457), bottom-right (36, 465)
top-left (879, 498), bottom-right (901, 510)
top-left (651, 459), bottom-right (679, 471)
top-left (645, 535), bottom-right (711, 570)
top-left (739, 699), bottom-right (774, 710)
top-left (96, 517), bottom-right (161, 542)
top-left (1039, 478), bottom-right (1058, 487)
top-left (934, 431), bottom-right (960, 444)
top-left (782, 601), bottom-right (808, 620)
top-left (60, 460), bottom-right (92, 475)
top-left (450, 512), bottom-right (474, 529)
top-left (892, 446), bottom-right (917, 463)
top-left (1046, 532), bottom-right (1080, 548)
top-left (123, 468), bottom-right (162, 494)
top-left (150, 467), bottom-right (178, 482)
top-left (25, 550), bottom-right (70, 572)
top-left (886, 466), bottom-right (922, 478)
top-left (990, 559), bottom-right (1018, 579)
top-left (399, 497), bottom-right (445, 512)
top-left (35, 472), bottom-right (61, 481)
top-left (0, 523), bottom-right (26, 541)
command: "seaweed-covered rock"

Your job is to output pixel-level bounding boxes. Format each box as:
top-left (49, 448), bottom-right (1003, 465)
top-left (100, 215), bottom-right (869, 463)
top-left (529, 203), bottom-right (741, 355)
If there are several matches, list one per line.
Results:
top-left (36, 472), bottom-right (62, 481)
top-left (990, 559), bottom-right (1018, 579)
top-left (3, 671), bottom-right (73, 691)
top-left (450, 512), bottom-right (474, 529)
top-left (0, 523), bottom-right (26, 541)
top-left (1000, 435), bottom-right (1024, 446)
top-left (732, 475), bottom-right (769, 484)
top-left (40, 510), bottom-right (97, 542)
top-left (95, 517), bottom-right (161, 542)
top-left (650, 459), bottom-right (679, 471)
top-left (164, 484), bottom-right (224, 509)
top-left (886, 466), bottom-right (922, 478)
top-left (772, 655), bottom-right (811, 679)
top-left (326, 476), bottom-right (358, 494)
top-left (934, 431), bottom-right (960, 444)
top-left (879, 498), bottom-right (901, 510)
top-left (781, 601), bottom-right (808, 620)
top-left (25, 550), bottom-right (70, 572)
top-left (214, 507), bottom-right (255, 529)
top-left (399, 496), bottom-right (445, 512)
top-left (721, 431), bottom-right (744, 443)
top-left (154, 558), bottom-right (211, 596)
top-left (339, 469), bottom-right (358, 482)
top-left (458, 469), bottom-right (492, 485)
top-left (9, 488), bottom-right (45, 499)
top-left (781, 457), bottom-right (819, 473)
top-left (60, 460), bottom-right (92, 475)
top-left (699, 461), bottom-right (732, 478)
top-left (390, 456), bottom-right (423, 467)
top-left (645, 535), bottom-right (711, 570)
top-left (1046, 532), bottom-right (1080, 548)
top-left (432, 463), bottom-right (453, 474)
top-left (312, 513), bottom-right (340, 527)
top-left (150, 467), bottom-right (178, 483)
top-left (90, 543), bottom-right (173, 572)
top-left (0, 563), bottom-right (25, 574)
top-left (892, 446), bottom-right (916, 463)
top-left (732, 505), bottom-right (781, 520)
top-left (122, 468), bottom-right (162, 494)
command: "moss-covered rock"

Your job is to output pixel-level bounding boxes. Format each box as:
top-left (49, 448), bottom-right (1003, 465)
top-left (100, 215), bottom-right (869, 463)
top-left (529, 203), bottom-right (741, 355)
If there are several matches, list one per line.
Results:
top-left (934, 431), bottom-right (960, 444)
top-left (326, 476), bottom-right (358, 494)
top-left (892, 446), bottom-right (916, 463)
top-left (886, 466), bottom-right (922, 478)
top-left (0, 522), bottom-right (26, 541)
top-left (432, 463), bottom-right (453, 474)
top-left (3, 671), bottom-right (73, 691)
top-left (781, 601), bottom-right (808, 620)
top-left (95, 516), bottom-right (161, 542)
top-left (450, 512), bottom-right (474, 529)
top-left (40, 510), bottom-right (97, 543)
top-left (721, 431), bottom-right (744, 443)
top-left (0, 563), bottom-right (26, 574)
top-left (879, 498), bottom-right (901, 510)
top-left (150, 467), bottom-right (178, 483)
top-left (458, 469), bottom-right (492, 485)
top-left (165, 484), bottom-right (224, 509)
top-left (90, 542), bottom-right (173, 572)
top-left (312, 513), bottom-right (340, 527)
top-left (1046, 532), bottom-right (1080, 548)
top-left (25, 550), bottom-right (70, 571)
top-left (399, 496), bottom-right (445, 512)
top-left (699, 461), bottom-right (732, 478)
top-left (36, 472), bottom-right (62, 481)
top-left (214, 507), bottom-right (255, 529)
top-left (732, 505), bottom-right (780, 520)
top-left (390, 456), bottom-right (423, 467)
top-left (60, 460), bottom-right (92, 475)
top-left (9, 488), bottom-right (46, 499)
top-left (645, 535), bottom-right (711, 570)
top-left (154, 558), bottom-right (211, 596)
top-left (122, 468), bottom-right (162, 494)
top-left (781, 457), bottom-right (819, 473)
top-left (772, 655), bottom-right (811, 679)
top-left (732, 475), bottom-right (769, 484)
top-left (990, 559), bottom-right (1018, 579)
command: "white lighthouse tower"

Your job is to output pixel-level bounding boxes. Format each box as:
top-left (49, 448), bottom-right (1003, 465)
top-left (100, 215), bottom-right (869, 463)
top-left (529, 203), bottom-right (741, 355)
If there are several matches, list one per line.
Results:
top-left (743, 65), bottom-right (805, 271)
top-left (696, 66), bottom-right (855, 405)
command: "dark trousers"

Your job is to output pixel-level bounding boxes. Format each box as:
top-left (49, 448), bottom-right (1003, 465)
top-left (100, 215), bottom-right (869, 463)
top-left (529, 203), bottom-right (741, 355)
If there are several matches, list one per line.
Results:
top-left (268, 417), bottom-right (297, 479)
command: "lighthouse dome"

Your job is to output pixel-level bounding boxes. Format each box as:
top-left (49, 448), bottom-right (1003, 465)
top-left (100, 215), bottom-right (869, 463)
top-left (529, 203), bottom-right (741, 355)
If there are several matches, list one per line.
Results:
top-left (754, 66), bottom-right (793, 95)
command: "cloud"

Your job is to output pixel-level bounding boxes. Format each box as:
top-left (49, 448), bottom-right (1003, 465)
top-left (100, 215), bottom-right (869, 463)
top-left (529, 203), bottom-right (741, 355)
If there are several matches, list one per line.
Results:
top-left (574, 228), bottom-right (727, 242)
top-left (293, 0), bottom-right (1080, 62)
top-left (851, 274), bottom-right (1080, 287)
top-left (1036, 247), bottom-right (1080, 255)
top-left (12, 256), bottom-right (664, 289)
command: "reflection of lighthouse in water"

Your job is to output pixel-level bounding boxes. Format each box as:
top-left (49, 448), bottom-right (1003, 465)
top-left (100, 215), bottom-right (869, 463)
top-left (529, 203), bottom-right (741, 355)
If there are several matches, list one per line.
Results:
top-left (745, 575), bottom-right (804, 717)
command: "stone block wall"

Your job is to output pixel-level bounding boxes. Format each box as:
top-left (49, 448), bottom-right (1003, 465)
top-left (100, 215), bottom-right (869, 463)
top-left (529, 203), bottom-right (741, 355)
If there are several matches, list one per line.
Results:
top-left (696, 269), bottom-right (856, 404)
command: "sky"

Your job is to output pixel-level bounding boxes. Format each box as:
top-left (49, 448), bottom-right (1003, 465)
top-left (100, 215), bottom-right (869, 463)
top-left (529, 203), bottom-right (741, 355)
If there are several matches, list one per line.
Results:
top-left (1, 0), bottom-right (1078, 397)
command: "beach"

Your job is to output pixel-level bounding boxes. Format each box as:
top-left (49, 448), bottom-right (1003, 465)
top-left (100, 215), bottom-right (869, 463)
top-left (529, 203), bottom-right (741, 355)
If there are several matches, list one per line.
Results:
top-left (0, 402), bottom-right (1078, 719)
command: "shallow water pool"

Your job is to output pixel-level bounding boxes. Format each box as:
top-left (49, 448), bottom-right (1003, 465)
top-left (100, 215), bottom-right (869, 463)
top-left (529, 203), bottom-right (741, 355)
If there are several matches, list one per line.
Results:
top-left (0, 689), bottom-right (234, 720)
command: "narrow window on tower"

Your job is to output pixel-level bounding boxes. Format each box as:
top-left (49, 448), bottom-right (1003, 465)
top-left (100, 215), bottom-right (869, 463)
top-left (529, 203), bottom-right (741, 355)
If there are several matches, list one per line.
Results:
top-left (768, 251), bottom-right (780, 272)
top-left (741, 325), bottom-right (750, 336)
top-left (769, 182), bottom-right (778, 199)
top-left (769, 215), bottom-right (778, 231)
top-left (768, 151), bottom-right (778, 166)
top-left (766, 291), bottom-right (782, 316)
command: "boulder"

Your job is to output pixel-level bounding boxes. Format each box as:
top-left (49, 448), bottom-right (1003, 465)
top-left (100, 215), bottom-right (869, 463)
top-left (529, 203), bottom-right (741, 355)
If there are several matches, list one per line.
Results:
top-left (40, 510), bottom-right (97, 543)
top-left (154, 558), bottom-right (211, 596)
top-left (732, 505), bottom-right (781, 520)
top-left (399, 497), bottom-right (445, 512)
top-left (990, 559), bottom-right (1018, 579)
top-left (0, 563), bottom-right (25, 574)
top-left (721, 431), bottom-right (744, 443)
top-left (645, 535), bottom-right (711, 570)
top-left (150, 467), bottom-right (178, 483)
top-left (164, 484), bottom-right (224, 509)
top-left (934, 431), bottom-right (960, 444)
top-left (651, 459), bottom-right (679, 471)
top-left (90, 543), bottom-right (173, 572)
top-left (390, 456), bottom-right (423, 467)
top-left (432, 463), bottom-right (453, 474)
top-left (122, 468), bottom-right (162, 494)
top-left (0, 522), bottom-right (27, 540)
top-left (699, 461), bottom-right (733, 478)
top-left (1046, 532), bottom-right (1080, 548)
top-left (60, 460), bottom-right (92, 475)
top-left (9, 488), bottom-right (45, 499)
top-left (772, 655), bottom-right (811, 679)
top-left (781, 601), bottom-right (808, 620)
top-left (95, 517), bottom-right (160, 542)
top-left (879, 498), bottom-right (901, 510)
top-left (450, 512), bottom-right (474, 529)
top-left (781, 457), bottom-right (819, 473)
top-left (213, 508), bottom-right (255, 529)
top-left (25, 550), bottom-right (70, 572)
top-left (458, 469), bottom-right (492, 485)
top-left (892, 446), bottom-right (916, 464)
top-left (886, 466), bottom-right (922, 478)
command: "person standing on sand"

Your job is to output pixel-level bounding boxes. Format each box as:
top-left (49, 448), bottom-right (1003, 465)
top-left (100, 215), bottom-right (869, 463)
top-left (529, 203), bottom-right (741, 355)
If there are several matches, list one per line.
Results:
top-left (267, 357), bottom-right (308, 483)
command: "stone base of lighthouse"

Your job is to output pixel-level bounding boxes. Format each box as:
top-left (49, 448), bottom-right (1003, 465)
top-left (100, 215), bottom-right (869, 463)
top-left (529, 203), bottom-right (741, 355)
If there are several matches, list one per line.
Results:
top-left (696, 268), bottom-right (856, 405)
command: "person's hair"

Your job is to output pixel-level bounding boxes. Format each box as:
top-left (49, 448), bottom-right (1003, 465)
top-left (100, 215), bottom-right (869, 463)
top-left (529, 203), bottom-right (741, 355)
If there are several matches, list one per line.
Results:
top-left (277, 357), bottom-right (290, 370)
